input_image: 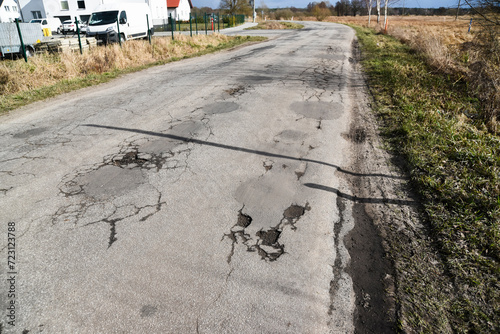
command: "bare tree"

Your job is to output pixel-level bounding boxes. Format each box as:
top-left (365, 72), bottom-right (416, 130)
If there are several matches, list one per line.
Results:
top-left (463, 0), bottom-right (500, 26)
top-left (219, 0), bottom-right (252, 15)
top-left (376, 0), bottom-right (381, 23)
top-left (384, 0), bottom-right (389, 28)
top-left (365, 0), bottom-right (373, 25)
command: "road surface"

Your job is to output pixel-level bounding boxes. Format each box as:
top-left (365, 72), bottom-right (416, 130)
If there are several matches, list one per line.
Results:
top-left (0, 21), bottom-right (403, 333)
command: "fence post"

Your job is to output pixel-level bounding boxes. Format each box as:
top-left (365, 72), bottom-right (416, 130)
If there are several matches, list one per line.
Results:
top-left (75, 18), bottom-right (83, 54)
top-left (116, 14), bottom-right (122, 47)
top-left (205, 13), bottom-right (207, 35)
top-left (189, 15), bottom-right (192, 37)
top-left (178, 16), bottom-right (181, 33)
top-left (218, 13), bottom-right (220, 32)
top-left (468, 18), bottom-right (473, 33)
top-left (147, 14), bottom-right (151, 44)
top-left (195, 14), bottom-right (198, 35)
top-left (14, 19), bottom-right (27, 62)
top-left (170, 13), bottom-right (174, 40)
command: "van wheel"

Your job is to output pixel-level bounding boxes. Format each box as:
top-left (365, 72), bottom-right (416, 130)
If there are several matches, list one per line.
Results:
top-left (120, 34), bottom-right (125, 43)
top-left (57, 28), bottom-right (61, 34)
top-left (25, 46), bottom-right (35, 58)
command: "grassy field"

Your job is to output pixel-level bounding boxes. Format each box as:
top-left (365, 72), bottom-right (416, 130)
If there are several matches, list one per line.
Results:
top-left (345, 18), bottom-right (499, 333)
top-left (0, 34), bottom-right (265, 114)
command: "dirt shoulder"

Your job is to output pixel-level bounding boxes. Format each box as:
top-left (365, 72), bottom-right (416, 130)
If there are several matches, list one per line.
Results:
top-left (344, 38), bottom-right (458, 333)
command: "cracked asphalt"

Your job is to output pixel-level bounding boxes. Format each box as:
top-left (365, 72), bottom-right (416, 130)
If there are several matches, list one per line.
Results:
top-left (0, 21), bottom-right (401, 333)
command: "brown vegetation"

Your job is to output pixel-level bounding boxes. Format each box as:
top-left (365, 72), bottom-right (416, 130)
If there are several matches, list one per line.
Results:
top-left (322, 15), bottom-right (499, 133)
top-left (0, 34), bottom-right (232, 97)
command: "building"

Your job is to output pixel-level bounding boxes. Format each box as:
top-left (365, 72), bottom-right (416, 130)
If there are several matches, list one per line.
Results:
top-left (0, 0), bottom-right (21, 22)
top-left (167, 0), bottom-right (192, 21)
top-left (16, 0), bottom-right (192, 26)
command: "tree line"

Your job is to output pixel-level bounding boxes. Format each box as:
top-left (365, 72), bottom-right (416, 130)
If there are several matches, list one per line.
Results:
top-left (193, 0), bottom-right (477, 18)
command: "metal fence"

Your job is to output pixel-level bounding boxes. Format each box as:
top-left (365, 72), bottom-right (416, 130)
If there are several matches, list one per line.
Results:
top-left (154, 14), bottom-right (246, 34)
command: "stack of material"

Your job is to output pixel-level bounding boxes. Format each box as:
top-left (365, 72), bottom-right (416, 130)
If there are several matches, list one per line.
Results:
top-left (43, 37), bottom-right (97, 53)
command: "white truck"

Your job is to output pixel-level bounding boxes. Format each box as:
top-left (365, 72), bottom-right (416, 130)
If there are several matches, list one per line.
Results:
top-left (86, 3), bottom-right (153, 44)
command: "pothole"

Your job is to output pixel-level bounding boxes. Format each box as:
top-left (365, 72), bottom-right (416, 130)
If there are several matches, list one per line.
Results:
top-left (110, 148), bottom-right (167, 171)
top-left (342, 127), bottom-right (367, 144)
top-left (225, 85), bottom-right (246, 96)
top-left (112, 151), bottom-right (147, 167)
top-left (352, 128), bottom-right (367, 143)
top-left (237, 209), bottom-right (253, 228)
top-left (281, 203), bottom-right (311, 230)
top-left (263, 160), bottom-right (273, 171)
top-left (255, 228), bottom-right (284, 261)
top-left (223, 203), bottom-right (311, 263)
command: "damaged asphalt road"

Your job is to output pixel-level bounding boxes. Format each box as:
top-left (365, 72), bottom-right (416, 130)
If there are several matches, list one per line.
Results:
top-left (0, 22), bottom-right (416, 333)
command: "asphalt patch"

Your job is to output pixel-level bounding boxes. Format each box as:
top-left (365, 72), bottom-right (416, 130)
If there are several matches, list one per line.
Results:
top-left (203, 102), bottom-right (239, 115)
top-left (239, 75), bottom-right (273, 84)
top-left (290, 101), bottom-right (344, 120)
top-left (12, 127), bottom-right (48, 138)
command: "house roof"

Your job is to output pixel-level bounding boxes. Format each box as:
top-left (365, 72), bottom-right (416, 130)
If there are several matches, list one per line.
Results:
top-left (167, 0), bottom-right (193, 9)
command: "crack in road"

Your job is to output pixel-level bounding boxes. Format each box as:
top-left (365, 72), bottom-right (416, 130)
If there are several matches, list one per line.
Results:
top-left (329, 196), bottom-right (348, 316)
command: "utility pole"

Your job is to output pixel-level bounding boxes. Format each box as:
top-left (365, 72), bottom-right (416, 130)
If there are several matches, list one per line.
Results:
top-left (455, 0), bottom-right (461, 20)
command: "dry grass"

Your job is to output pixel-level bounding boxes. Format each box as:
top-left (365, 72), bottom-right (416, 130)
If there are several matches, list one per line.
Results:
top-left (349, 16), bottom-right (498, 131)
top-left (323, 15), bottom-right (499, 133)
top-left (353, 24), bottom-right (499, 333)
top-left (0, 34), bottom-right (232, 97)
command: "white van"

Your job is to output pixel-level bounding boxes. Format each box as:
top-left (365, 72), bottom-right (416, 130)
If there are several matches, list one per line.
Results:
top-left (86, 3), bottom-right (153, 44)
top-left (30, 18), bottom-right (62, 34)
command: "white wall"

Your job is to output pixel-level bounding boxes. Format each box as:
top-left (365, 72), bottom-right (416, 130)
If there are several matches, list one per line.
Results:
top-left (17, 0), bottom-right (187, 24)
top-left (1, 0), bottom-right (22, 22)
top-left (174, 0), bottom-right (190, 21)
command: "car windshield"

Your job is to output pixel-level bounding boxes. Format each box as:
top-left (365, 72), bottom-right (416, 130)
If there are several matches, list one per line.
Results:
top-left (88, 11), bottom-right (118, 26)
top-left (63, 20), bottom-right (73, 24)
top-left (31, 19), bottom-right (42, 23)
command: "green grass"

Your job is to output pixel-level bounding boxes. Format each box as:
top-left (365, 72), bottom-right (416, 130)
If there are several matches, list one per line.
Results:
top-left (351, 25), bottom-right (499, 333)
top-left (0, 35), bottom-right (266, 114)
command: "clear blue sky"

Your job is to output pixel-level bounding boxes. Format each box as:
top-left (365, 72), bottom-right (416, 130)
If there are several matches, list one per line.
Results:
top-left (193, 0), bottom-right (461, 9)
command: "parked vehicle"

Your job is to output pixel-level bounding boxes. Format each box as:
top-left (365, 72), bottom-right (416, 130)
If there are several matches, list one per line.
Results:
top-left (79, 21), bottom-right (88, 34)
top-left (86, 3), bottom-right (153, 44)
top-left (61, 19), bottom-right (86, 35)
top-left (30, 18), bottom-right (62, 34)
top-left (0, 22), bottom-right (43, 58)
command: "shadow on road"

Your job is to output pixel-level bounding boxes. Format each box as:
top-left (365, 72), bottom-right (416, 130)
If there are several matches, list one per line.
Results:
top-left (82, 124), bottom-right (408, 181)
